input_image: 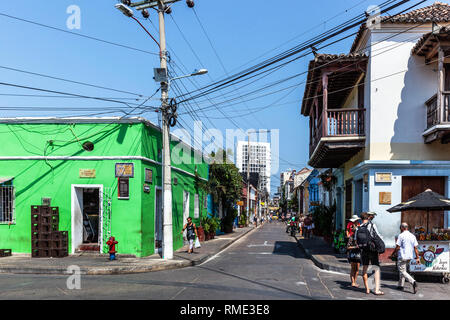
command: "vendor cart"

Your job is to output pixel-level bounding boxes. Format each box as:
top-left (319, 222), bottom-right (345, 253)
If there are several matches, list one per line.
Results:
top-left (388, 189), bottom-right (450, 284)
top-left (409, 240), bottom-right (450, 284)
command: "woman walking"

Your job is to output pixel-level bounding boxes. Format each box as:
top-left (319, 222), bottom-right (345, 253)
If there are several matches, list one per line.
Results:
top-left (346, 215), bottom-right (361, 288)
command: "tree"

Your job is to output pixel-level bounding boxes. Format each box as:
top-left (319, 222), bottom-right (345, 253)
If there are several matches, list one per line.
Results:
top-left (196, 149), bottom-right (243, 232)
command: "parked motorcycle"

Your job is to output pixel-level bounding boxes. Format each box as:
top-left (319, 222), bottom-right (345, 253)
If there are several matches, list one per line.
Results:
top-left (289, 221), bottom-right (296, 237)
top-left (333, 230), bottom-right (347, 254)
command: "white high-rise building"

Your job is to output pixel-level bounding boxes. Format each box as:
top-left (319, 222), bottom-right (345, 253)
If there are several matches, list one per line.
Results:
top-left (236, 141), bottom-right (271, 195)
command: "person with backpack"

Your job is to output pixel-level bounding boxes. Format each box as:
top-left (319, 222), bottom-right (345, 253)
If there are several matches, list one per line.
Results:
top-left (354, 212), bottom-right (385, 295)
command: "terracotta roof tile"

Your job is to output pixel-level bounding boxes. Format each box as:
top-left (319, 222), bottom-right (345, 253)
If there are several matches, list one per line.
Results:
top-left (351, 2), bottom-right (450, 53)
top-left (382, 1), bottom-right (450, 24)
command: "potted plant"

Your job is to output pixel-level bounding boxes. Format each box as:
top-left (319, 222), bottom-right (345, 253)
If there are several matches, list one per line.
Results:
top-left (319, 171), bottom-right (337, 191)
top-left (201, 216), bottom-right (211, 241)
top-left (209, 216), bottom-right (219, 239)
top-left (238, 211), bottom-right (247, 227)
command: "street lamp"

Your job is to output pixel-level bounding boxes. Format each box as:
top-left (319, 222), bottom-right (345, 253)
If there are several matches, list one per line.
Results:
top-left (115, 3), bottom-right (134, 17)
top-left (169, 69), bottom-right (208, 84)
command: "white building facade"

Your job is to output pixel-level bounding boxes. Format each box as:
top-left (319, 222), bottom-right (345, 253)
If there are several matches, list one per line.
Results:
top-left (236, 141), bottom-right (271, 195)
top-left (301, 3), bottom-right (450, 251)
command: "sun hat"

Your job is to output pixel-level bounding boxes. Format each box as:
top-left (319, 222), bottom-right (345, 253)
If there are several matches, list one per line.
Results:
top-left (367, 211), bottom-right (377, 216)
top-left (348, 215), bottom-right (359, 222)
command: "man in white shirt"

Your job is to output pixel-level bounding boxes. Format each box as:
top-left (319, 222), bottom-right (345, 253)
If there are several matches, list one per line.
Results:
top-left (390, 222), bottom-right (420, 294)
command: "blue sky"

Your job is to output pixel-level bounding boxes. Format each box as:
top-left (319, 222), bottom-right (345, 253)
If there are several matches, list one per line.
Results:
top-left (0, 0), bottom-right (437, 194)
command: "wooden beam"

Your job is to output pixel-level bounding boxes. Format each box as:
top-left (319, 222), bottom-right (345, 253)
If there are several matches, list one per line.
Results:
top-left (438, 47), bottom-right (444, 124)
top-left (322, 73), bottom-right (329, 138)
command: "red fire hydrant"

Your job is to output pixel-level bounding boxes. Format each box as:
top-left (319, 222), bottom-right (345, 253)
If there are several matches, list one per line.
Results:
top-left (106, 236), bottom-right (118, 261)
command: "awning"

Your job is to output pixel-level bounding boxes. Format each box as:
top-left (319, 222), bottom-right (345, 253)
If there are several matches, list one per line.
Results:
top-left (0, 177), bottom-right (14, 185)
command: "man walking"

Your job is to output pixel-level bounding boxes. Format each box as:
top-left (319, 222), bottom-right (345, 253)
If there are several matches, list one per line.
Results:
top-left (390, 222), bottom-right (420, 294)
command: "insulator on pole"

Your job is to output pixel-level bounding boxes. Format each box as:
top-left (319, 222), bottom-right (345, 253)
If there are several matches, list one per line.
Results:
top-left (141, 9), bottom-right (150, 19)
top-left (186, 0), bottom-right (195, 8)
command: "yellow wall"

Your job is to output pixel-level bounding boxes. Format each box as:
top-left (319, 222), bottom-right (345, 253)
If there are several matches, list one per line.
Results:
top-left (342, 148), bottom-right (367, 182)
top-left (369, 142), bottom-right (450, 160)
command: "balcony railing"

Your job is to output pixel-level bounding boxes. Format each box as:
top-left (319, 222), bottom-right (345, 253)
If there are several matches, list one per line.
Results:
top-left (426, 92), bottom-right (450, 130)
top-left (310, 108), bottom-right (365, 155)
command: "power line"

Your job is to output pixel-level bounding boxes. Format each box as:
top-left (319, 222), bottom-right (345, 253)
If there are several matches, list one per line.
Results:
top-left (0, 12), bottom-right (160, 56)
top-left (174, 0), bottom-right (421, 102)
top-left (0, 81), bottom-right (158, 110)
top-left (0, 65), bottom-right (149, 97)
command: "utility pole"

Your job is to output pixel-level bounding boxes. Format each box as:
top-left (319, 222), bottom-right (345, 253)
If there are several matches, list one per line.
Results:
top-left (157, 1), bottom-right (173, 260)
top-left (115, 0), bottom-right (198, 260)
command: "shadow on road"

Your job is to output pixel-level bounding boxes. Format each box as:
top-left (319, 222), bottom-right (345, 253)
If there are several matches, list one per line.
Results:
top-left (272, 241), bottom-right (302, 259)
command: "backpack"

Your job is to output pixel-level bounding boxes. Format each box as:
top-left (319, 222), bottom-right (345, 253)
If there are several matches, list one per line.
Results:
top-left (357, 222), bottom-right (386, 253)
top-left (356, 223), bottom-right (371, 248)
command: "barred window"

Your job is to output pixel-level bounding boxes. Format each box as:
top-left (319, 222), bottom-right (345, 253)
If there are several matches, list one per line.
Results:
top-left (0, 185), bottom-right (15, 223)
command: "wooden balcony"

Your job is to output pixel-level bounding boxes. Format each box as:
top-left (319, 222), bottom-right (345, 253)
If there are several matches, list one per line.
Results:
top-left (309, 108), bottom-right (366, 168)
top-left (423, 92), bottom-right (450, 144)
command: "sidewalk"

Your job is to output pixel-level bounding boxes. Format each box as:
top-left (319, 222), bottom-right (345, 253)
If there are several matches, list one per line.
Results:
top-left (0, 225), bottom-right (257, 275)
top-left (296, 235), bottom-right (399, 280)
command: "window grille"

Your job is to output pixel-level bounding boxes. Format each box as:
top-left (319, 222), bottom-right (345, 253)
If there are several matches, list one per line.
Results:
top-left (0, 186), bottom-right (15, 223)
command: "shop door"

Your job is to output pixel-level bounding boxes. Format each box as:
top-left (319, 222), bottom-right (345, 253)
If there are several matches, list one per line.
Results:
top-left (154, 188), bottom-right (162, 255)
top-left (401, 177), bottom-right (445, 231)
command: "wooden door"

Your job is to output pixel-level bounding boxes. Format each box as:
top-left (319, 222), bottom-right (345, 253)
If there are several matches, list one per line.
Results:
top-left (345, 179), bottom-right (353, 220)
top-left (401, 176), bottom-right (445, 232)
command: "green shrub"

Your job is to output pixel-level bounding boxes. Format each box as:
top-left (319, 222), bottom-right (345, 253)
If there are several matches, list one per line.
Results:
top-left (311, 204), bottom-right (336, 237)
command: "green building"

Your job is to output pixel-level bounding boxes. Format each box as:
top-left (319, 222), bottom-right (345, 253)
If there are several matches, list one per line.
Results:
top-left (0, 117), bottom-right (209, 257)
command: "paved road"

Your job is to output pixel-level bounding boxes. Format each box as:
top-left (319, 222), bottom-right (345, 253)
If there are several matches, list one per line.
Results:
top-left (0, 222), bottom-right (448, 300)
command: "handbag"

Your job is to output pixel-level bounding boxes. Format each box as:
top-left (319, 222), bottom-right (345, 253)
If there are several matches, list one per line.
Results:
top-left (194, 237), bottom-right (201, 248)
top-left (347, 249), bottom-right (361, 263)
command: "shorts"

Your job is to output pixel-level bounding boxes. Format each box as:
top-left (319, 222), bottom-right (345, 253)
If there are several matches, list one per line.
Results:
top-left (361, 249), bottom-right (379, 266)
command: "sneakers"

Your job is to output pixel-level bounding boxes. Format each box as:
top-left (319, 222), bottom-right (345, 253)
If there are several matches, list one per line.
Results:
top-left (413, 281), bottom-right (418, 294)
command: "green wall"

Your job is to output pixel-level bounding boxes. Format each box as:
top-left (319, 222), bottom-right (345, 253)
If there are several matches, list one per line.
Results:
top-left (0, 120), bottom-right (208, 257)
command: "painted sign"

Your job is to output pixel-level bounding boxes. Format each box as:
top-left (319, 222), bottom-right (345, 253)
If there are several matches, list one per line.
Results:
top-left (145, 168), bottom-right (153, 184)
top-left (375, 172), bottom-right (392, 183)
top-left (115, 163), bottom-right (134, 178)
top-left (79, 169), bottom-right (96, 178)
top-left (237, 201), bottom-right (244, 206)
top-left (410, 242), bottom-right (449, 272)
top-left (379, 192), bottom-right (392, 205)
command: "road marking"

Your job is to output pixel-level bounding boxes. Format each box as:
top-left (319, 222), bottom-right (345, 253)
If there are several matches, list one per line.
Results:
top-left (295, 281), bottom-right (307, 286)
top-left (247, 252), bottom-right (272, 255)
top-left (247, 241), bottom-right (270, 247)
top-left (346, 296), bottom-right (364, 300)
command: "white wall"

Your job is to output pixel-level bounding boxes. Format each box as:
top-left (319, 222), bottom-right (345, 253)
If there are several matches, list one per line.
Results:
top-left (369, 26), bottom-right (437, 155)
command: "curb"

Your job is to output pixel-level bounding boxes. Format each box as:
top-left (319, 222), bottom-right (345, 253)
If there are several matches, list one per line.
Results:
top-left (0, 226), bottom-right (259, 275)
top-left (296, 238), bottom-right (398, 281)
